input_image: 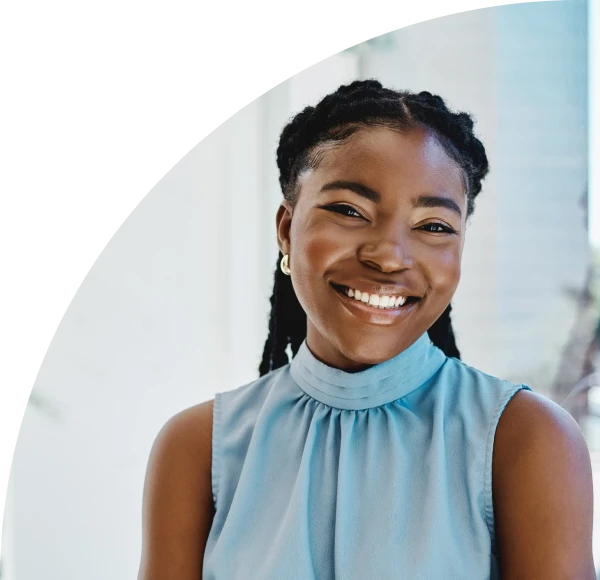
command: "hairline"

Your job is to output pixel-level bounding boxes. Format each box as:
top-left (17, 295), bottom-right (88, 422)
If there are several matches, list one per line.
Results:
top-left (286, 121), bottom-right (472, 215)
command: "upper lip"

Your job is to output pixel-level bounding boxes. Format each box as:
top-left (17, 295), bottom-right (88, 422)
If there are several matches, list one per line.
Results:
top-left (331, 280), bottom-right (421, 298)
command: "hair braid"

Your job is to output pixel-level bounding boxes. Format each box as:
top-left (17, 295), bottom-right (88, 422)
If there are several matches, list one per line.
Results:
top-left (259, 80), bottom-right (489, 376)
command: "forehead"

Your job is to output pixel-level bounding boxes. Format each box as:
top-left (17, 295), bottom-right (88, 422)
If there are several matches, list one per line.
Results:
top-left (301, 126), bottom-right (465, 202)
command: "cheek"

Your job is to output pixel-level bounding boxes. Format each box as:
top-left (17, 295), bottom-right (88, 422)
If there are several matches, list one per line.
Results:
top-left (303, 237), bottom-right (339, 272)
top-left (291, 220), bottom-right (348, 274)
top-left (424, 243), bottom-right (462, 294)
top-left (289, 221), bottom-right (351, 323)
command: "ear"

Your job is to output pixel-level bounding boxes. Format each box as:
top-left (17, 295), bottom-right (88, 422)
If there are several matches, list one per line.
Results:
top-left (276, 200), bottom-right (293, 255)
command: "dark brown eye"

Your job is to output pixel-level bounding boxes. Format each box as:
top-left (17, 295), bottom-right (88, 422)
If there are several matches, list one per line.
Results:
top-left (323, 204), bottom-right (364, 219)
top-left (419, 222), bottom-right (456, 234)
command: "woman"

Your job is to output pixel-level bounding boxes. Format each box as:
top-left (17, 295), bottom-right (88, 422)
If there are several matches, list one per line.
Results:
top-left (138, 81), bottom-right (595, 579)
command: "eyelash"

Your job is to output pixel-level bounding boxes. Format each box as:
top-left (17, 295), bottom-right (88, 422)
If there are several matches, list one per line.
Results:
top-left (324, 203), bottom-right (363, 218)
top-left (322, 203), bottom-right (457, 234)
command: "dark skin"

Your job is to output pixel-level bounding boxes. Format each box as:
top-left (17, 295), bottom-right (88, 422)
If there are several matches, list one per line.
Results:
top-left (276, 125), bottom-right (466, 371)
top-left (138, 125), bottom-right (595, 579)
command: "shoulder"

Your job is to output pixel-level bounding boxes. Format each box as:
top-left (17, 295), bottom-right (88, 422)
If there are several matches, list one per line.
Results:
top-left (150, 399), bottom-right (215, 482)
top-left (144, 399), bottom-right (215, 509)
top-left (492, 389), bottom-right (595, 578)
top-left (493, 389), bottom-right (591, 477)
top-left (138, 399), bottom-right (215, 579)
top-left (160, 398), bottom-right (215, 437)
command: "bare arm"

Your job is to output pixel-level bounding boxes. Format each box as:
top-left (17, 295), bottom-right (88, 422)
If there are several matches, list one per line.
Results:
top-left (493, 389), bottom-right (595, 579)
top-left (137, 399), bottom-right (215, 580)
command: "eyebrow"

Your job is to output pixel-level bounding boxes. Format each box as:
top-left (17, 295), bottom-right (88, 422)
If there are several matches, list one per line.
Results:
top-left (414, 195), bottom-right (462, 218)
top-left (320, 180), bottom-right (462, 217)
top-left (320, 180), bottom-right (381, 203)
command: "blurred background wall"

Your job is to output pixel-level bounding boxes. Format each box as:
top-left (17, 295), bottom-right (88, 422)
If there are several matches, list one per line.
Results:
top-left (2, 1), bottom-right (595, 578)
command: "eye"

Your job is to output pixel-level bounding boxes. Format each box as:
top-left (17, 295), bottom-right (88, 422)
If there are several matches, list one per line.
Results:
top-left (418, 222), bottom-right (457, 234)
top-left (321, 203), bottom-right (365, 219)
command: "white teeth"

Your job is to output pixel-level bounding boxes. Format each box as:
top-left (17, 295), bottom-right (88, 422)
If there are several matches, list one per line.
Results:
top-left (342, 285), bottom-right (410, 309)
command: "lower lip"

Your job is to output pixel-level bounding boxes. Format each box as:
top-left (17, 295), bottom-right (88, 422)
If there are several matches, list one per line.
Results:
top-left (331, 285), bottom-right (419, 326)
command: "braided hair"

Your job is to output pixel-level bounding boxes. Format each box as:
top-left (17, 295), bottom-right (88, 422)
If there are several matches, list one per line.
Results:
top-left (259, 80), bottom-right (489, 376)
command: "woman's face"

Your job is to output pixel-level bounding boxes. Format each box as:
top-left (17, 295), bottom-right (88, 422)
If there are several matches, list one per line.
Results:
top-left (276, 125), bottom-right (468, 371)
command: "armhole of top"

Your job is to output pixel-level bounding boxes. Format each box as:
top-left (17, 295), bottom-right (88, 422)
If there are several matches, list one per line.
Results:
top-left (483, 383), bottom-right (533, 556)
top-left (211, 392), bottom-right (221, 512)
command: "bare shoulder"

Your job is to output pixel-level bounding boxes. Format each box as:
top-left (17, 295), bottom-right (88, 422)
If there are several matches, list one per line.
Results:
top-left (493, 389), bottom-right (591, 473)
top-left (492, 389), bottom-right (595, 579)
top-left (154, 399), bottom-right (215, 471)
top-left (138, 398), bottom-right (215, 580)
top-left (146, 398), bottom-right (215, 490)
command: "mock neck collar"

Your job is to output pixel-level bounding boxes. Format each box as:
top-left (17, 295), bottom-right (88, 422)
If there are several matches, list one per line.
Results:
top-left (289, 332), bottom-right (446, 410)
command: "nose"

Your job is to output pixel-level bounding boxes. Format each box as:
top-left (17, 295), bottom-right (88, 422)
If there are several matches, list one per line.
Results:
top-left (357, 225), bottom-right (413, 273)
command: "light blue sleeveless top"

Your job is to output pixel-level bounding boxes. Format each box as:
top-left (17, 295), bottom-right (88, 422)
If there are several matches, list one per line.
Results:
top-left (203, 332), bottom-right (532, 579)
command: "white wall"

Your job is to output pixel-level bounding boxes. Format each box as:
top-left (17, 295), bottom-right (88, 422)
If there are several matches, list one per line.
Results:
top-left (1, 64), bottom-right (262, 580)
top-left (9, 99), bottom-right (275, 580)
top-left (592, 0), bottom-right (600, 249)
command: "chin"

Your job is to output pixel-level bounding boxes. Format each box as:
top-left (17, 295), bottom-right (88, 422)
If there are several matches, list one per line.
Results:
top-left (334, 336), bottom-right (408, 369)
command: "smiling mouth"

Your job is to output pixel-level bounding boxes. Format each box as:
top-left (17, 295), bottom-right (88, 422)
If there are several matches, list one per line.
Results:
top-left (330, 283), bottom-right (420, 310)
